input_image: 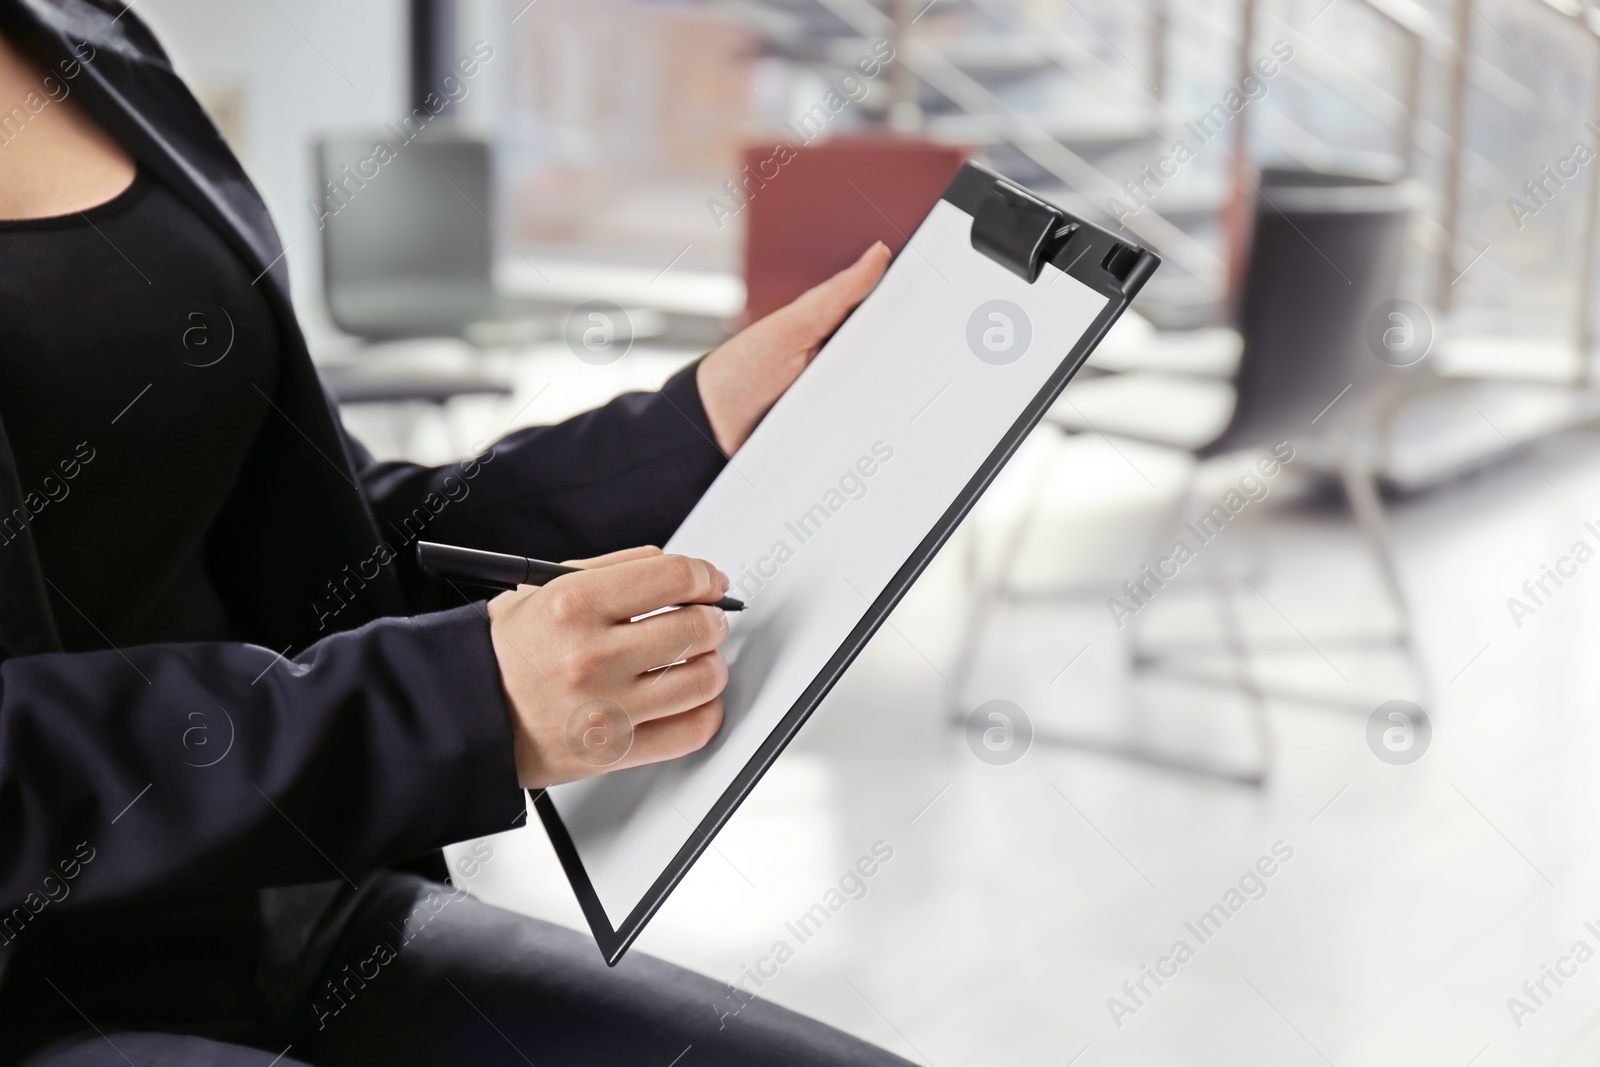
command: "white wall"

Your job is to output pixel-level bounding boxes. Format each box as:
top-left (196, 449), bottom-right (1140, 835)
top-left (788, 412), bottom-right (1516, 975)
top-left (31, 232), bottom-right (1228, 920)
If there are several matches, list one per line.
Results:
top-left (135, 0), bottom-right (409, 344)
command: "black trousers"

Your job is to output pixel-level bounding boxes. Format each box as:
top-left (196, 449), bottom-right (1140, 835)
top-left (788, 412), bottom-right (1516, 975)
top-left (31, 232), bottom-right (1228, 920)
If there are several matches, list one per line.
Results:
top-left (7, 874), bottom-right (913, 1067)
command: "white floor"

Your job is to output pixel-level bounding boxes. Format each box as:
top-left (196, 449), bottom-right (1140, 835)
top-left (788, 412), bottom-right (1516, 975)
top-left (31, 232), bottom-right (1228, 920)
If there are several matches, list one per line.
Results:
top-left (354, 347), bottom-right (1600, 1066)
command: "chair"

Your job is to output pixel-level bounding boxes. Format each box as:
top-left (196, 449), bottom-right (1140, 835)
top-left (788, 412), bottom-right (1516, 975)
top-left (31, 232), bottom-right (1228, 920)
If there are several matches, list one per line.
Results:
top-left (313, 131), bottom-right (521, 409)
top-left (954, 169), bottom-right (1425, 785)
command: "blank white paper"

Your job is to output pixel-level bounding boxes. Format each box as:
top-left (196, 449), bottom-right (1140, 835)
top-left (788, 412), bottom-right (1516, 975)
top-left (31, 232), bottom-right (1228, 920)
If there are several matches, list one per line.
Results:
top-left (546, 197), bottom-right (1112, 926)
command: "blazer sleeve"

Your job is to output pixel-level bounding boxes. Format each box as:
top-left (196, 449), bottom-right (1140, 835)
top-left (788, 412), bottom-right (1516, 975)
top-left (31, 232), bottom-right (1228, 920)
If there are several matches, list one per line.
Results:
top-left (0, 603), bottom-right (523, 914)
top-left (351, 360), bottom-right (728, 606)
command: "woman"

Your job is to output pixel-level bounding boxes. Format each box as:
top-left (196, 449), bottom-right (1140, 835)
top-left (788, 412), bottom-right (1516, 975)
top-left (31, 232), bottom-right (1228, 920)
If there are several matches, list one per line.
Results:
top-left (0, 1), bottom-right (903, 1063)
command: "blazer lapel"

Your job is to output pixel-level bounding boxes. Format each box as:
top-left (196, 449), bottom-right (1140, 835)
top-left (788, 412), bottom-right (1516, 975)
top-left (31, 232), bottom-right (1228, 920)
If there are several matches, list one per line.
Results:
top-left (0, 418), bottom-right (61, 657)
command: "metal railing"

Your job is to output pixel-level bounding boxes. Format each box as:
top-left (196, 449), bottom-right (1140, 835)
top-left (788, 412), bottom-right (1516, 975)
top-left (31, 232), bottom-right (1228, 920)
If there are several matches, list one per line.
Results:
top-left (744, 0), bottom-right (1599, 366)
top-left (810, 0), bottom-right (1228, 285)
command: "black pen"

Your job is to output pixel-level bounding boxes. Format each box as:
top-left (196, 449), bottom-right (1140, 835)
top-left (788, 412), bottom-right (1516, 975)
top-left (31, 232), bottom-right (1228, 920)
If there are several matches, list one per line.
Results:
top-left (416, 541), bottom-right (745, 611)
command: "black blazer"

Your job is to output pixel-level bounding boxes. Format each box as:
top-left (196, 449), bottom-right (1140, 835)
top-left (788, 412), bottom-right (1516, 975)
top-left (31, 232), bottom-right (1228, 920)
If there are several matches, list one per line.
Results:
top-left (0, 0), bottom-right (725, 969)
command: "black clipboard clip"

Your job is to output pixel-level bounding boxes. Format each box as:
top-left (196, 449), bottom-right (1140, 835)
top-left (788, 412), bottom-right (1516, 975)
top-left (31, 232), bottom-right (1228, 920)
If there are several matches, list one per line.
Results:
top-left (970, 178), bottom-right (1143, 287)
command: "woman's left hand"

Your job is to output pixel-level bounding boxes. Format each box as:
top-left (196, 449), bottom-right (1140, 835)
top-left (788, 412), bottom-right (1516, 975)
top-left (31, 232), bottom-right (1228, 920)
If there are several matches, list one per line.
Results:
top-left (696, 241), bottom-right (891, 455)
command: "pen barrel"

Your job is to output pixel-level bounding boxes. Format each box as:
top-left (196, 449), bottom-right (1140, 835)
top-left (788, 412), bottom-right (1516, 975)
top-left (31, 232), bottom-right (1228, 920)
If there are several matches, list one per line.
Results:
top-left (416, 542), bottom-right (528, 588)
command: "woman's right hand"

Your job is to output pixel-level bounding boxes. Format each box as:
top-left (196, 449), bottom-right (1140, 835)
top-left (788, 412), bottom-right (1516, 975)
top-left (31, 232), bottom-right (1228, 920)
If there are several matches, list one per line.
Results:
top-left (485, 546), bottom-right (731, 788)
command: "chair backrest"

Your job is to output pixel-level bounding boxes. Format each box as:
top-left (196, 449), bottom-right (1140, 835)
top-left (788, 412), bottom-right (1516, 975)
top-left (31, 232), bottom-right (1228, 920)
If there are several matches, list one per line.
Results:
top-left (316, 133), bottom-right (496, 338)
top-left (1202, 168), bottom-right (1416, 458)
top-left (741, 135), bottom-right (967, 324)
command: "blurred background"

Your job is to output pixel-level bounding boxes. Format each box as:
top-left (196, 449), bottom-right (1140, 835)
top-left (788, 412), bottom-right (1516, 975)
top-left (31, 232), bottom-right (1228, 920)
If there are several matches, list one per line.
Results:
top-left (138, 0), bottom-right (1600, 1062)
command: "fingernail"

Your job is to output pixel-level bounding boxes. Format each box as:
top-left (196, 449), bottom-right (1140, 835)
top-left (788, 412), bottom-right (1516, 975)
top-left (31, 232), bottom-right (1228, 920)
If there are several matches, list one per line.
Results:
top-left (717, 569), bottom-right (730, 592)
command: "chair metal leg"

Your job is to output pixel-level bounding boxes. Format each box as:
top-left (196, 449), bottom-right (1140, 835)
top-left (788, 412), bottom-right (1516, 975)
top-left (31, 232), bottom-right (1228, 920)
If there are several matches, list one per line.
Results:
top-left (1133, 453), bottom-right (1430, 717)
top-left (1204, 545), bottom-right (1275, 777)
top-left (949, 446), bottom-right (1270, 787)
top-left (1134, 662), bottom-right (1380, 714)
top-left (1122, 461), bottom-right (1202, 666)
top-left (1027, 729), bottom-right (1267, 787)
top-left (944, 447), bottom-right (1057, 717)
top-left (1023, 546), bottom-right (1273, 787)
top-left (1337, 456), bottom-right (1433, 709)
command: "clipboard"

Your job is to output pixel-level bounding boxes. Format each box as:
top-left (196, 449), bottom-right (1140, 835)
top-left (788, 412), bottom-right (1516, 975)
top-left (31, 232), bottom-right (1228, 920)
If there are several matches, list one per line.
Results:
top-left (534, 161), bottom-right (1159, 964)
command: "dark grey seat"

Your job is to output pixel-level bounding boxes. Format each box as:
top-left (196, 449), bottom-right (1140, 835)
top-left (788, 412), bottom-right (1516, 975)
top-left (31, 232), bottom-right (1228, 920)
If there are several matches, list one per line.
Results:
top-left (957, 168), bottom-right (1424, 786)
top-left (1203, 168), bottom-right (1414, 456)
top-left (1052, 168), bottom-right (1418, 455)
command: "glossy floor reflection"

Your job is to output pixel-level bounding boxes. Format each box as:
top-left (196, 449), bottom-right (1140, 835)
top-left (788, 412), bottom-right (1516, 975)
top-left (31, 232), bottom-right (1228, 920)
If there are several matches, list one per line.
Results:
top-left (430, 363), bottom-right (1600, 1065)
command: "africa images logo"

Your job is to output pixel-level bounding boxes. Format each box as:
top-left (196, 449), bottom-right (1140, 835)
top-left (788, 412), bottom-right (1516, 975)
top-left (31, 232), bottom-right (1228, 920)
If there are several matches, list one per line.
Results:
top-left (167, 301), bottom-right (235, 367)
top-left (1366, 700), bottom-right (1430, 765)
top-left (965, 699), bottom-right (1032, 766)
top-left (566, 700), bottom-right (633, 767)
top-left (565, 300), bottom-right (633, 366)
top-left (966, 300), bottom-right (1031, 365)
top-left (1365, 299), bottom-right (1433, 367)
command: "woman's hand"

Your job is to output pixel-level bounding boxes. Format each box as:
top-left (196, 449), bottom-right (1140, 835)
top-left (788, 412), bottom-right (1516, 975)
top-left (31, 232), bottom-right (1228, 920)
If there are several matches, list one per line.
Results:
top-left (488, 244), bottom-right (894, 787)
top-left (486, 546), bottom-right (733, 788)
top-left (697, 241), bottom-right (891, 455)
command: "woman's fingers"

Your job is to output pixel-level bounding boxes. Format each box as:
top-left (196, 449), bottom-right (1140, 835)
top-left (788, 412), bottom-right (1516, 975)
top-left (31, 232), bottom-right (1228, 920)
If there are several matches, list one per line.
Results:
top-left (622, 650), bottom-right (728, 725)
top-left (607, 603), bottom-right (727, 676)
top-left (775, 240), bottom-right (891, 350)
top-left (693, 240), bottom-right (892, 456)
top-left (491, 550), bottom-right (734, 788)
top-left (556, 552), bottom-right (726, 622)
top-left (559, 545), bottom-right (663, 569)
top-left (615, 699), bottom-right (726, 770)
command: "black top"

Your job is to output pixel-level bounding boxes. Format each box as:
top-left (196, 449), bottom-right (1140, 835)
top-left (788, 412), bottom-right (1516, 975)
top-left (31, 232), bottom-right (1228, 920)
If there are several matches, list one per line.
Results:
top-left (0, 167), bottom-right (279, 650)
top-left (0, 166), bottom-right (284, 1047)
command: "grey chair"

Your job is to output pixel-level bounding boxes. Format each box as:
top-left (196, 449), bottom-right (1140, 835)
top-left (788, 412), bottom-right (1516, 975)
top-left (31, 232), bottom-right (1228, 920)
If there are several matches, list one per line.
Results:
top-left (954, 169), bottom-right (1424, 785)
top-left (313, 132), bottom-right (523, 407)
top-left (320, 134), bottom-right (499, 338)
